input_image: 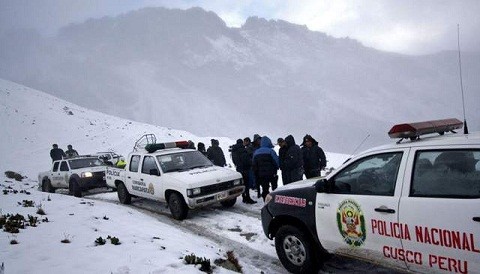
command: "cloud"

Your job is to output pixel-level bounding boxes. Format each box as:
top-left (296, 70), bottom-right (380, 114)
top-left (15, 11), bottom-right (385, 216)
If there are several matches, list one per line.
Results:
top-left (1, 0), bottom-right (479, 54)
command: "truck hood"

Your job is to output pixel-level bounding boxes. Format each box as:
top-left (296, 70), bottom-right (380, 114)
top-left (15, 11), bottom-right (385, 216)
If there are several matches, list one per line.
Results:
top-left (162, 166), bottom-right (242, 188)
top-left (74, 166), bottom-right (106, 173)
top-left (276, 177), bottom-right (321, 191)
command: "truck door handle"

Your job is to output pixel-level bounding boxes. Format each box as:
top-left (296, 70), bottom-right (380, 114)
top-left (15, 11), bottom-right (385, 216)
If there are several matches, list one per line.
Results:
top-left (473, 217), bottom-right (480, 222)
top-left (127, 176), bottom-right (131, 179)
top-left (375, 207), bottom-right (396, 214)
top-left (140, 178), bottom-right (144, 181)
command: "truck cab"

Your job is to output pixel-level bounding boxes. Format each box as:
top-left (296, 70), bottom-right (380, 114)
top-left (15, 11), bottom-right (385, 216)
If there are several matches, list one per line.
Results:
top-left (106, 138), bottom-right (244, 220)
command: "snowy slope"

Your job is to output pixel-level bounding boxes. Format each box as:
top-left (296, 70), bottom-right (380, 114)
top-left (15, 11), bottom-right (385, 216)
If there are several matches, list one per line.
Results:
top-left (0, 79), bottom-right (352, 273)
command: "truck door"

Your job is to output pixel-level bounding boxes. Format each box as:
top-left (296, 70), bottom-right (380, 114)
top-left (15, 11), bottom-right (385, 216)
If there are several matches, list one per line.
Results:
top-left (138, 155), bottom-right (163, 201)
top-left (50, 161), bottom-right (61, 187)
top-left (315, 149), bottom-right (409, 270)
top-left (399, 147), bottom-right (480, 274)
top-left (126, 154), bottom-right (144, 197)
top-left (53, 161), bottom-right (70, 187)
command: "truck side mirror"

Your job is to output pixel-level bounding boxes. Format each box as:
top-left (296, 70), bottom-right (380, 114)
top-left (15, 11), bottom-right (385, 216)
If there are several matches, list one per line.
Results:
top-left (314, 178), bottom-right (329, 193)
top-left (149, 169), bottom-right (160, 176)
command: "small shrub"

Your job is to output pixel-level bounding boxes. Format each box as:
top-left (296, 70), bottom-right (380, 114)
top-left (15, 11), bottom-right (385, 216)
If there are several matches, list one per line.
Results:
top-left (21, 200), bottom-right (35, 207)
top-left (10, 239), bottom-right (19, 245)
top-left (184, 253), bottom-right (212, 273)
top-left (27, 215), bottom-right (38, 227)
top-left (2, 214), bottom-right (26, 233)
top-left (107, 235), bottom-right (120, 245)
top-left (214, 251), bottom-right (242, 273)
top-left (36, 207), bottom-right (46, 215)
top-left (4, 171), bottom-right (24, 181)
top-left (95, 237), bottom-right (106, 246)
top-left (61, 233), bottom-right (72, 244)
top-left (47, 195), bottom-right (51, 201)
top-left (102, 215), bottom-right (109, 220)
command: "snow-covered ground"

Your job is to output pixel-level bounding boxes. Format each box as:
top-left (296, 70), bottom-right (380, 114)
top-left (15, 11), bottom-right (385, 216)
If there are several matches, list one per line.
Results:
top-left (0, 79), bottom-right (352, 273)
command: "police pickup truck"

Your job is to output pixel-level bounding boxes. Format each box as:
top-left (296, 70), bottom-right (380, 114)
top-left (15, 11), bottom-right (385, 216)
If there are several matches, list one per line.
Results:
top-left (105, 139), bottom-right (244, 220)
top-left (261, 118), bottom-right (480, 274)
top-left (38, 155), bottom-right (107, 197)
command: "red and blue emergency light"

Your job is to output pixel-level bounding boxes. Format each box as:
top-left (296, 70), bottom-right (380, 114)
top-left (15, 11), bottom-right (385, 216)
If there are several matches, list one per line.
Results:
top-left (144, 141), bottom-right (190, 153)
top-left (388, 118), bottom-right (463, 140)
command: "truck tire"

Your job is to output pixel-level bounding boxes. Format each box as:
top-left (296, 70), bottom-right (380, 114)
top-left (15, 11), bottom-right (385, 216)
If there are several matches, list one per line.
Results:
top-left (275, 225), bottom-right (318, 274)
top-left (69, 179), bottom-right (82, 198)
top-left (168, 192), bottom-right (188, 220)
top-left (42, 179), bottom-right (55, 193)
top-left (117, 182), bottom-right (131, 204)
top-left (220, 197), bottom-right (236, 208)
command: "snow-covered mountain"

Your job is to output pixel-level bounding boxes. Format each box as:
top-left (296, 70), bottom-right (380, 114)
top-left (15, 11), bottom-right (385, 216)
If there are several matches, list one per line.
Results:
top-left (1, 7), bottom-right (478, 153)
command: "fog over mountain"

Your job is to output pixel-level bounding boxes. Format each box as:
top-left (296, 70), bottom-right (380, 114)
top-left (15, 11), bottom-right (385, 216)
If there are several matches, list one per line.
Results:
top-left (1, 7), bottom-right (479, 153)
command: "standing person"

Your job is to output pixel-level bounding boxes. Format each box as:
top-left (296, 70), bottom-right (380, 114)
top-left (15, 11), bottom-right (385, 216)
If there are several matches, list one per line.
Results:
top-left (65, 144), bottom-right (79, 158)
top-left (252, 136), bottom-right (279, 200)
top-left (277, 138), bottom-right (288, 186)
top-left (244, 137), bottom-right (256, 196)
top-left (50, 144), bottom-right (66, 162)
top-left (197, 142), bottom-right (207, 156)
top-left (252, 134), bottom-right (262, 197)
top-left (283, 135), bottom-right (304, 184)
top-left (231, 139), bottom-right (256, 204)
top-left (302, 134), bottom-right (327, 179)
top-left (207, 139), bottom-right (226, 167)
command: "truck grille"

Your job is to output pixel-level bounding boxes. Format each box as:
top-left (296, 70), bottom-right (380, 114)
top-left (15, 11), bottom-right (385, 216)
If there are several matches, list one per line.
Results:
top-left (200, 180), bottom-right (236, 196)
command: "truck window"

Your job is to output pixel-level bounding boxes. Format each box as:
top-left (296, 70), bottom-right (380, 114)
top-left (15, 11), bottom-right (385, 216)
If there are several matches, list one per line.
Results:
top-left (52, 162), bottom-right (60, 172)
top-left (129, 155), bottom-right (141, 172)
top-left (331, 152), bottom-right (402, 196)
top-left (142, 156), bottom-right (159, 174)
top-left (60, 161), bottom-right (69, 172)
top-left (411, 149), bottom-right (480, 198)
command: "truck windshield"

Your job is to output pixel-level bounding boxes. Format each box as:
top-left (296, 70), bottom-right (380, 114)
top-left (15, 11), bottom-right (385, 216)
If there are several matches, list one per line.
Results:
top-left (68, 158), bottom-right (106, 169)
top-left (157, 151), bottom-right (213, 173)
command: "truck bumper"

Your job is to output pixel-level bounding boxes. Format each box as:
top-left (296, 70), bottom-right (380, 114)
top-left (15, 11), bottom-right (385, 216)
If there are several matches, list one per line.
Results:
top-left (79, 177), bottom-right (107, 189)
top-left (261, 205), bottom-right (274, 239)
top-left (187, 186), bottom-right (245, 208)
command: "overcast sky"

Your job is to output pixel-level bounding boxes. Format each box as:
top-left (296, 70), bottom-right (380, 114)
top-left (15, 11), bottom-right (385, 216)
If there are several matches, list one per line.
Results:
top-left (1, 0), bottom-right (479, 55)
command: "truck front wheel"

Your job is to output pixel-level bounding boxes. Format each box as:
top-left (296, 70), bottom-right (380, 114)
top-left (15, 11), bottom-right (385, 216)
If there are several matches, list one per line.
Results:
top-left (220, 197), bottom-right (236, 208)
top-left (275, 225), bottom-right (319, 273)
top-left (168, 192), bottom-right (188, 220)
top-left (69, 180), bottom-right (82, 198)
top-left (117, 182), bottom-right (131, 204)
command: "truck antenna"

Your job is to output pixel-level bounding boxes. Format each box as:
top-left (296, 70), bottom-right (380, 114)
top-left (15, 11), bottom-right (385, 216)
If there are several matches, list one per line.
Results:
top-left (350, 134), bottom-right (370, 157)
top-left (457, 24), bottom-right (469, 134)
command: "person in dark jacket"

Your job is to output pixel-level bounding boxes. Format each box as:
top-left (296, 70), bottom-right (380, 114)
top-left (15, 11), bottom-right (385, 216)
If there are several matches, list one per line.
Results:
top-left (207, 139), bottom-right (226, 167)
top-left (50, 144), bottom-right (66, 162)
top-left (231, 139), bottom-right (256, 204)
top-left (283, 135), bottom-right (304, 184)
top-left (65, 144), bottom-right (79, 158)
top-left (301, 134), bottom-right (327, 179)
top-left (243, 137), bottom-right (256, 193)
top-left (252, 136), bottom-right (279, 200)
top-left (277, 138), bottom-right (288, 185)
top-left (197, 142), bottom-right (207, 156)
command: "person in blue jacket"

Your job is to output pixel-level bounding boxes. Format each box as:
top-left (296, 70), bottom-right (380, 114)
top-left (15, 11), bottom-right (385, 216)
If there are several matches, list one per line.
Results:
top-left (252, 136), bottom-right (279, 200)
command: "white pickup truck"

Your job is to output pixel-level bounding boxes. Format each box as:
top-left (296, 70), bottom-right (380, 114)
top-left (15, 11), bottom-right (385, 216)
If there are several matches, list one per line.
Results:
top-left (38, 156), bottom-right (107, 197)
top-left (105, 140), bottom-right (244, 220)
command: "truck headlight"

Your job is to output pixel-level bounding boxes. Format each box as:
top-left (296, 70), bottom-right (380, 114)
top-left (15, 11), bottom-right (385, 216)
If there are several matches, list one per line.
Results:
top-left (264, 194), bottom-right (273, 205)
top-left (187, 188), bottom-right (201, 197)
top-left (81, 172), bottom-right (93, 178)
top-left (233, 179), bottom-right (242, 186)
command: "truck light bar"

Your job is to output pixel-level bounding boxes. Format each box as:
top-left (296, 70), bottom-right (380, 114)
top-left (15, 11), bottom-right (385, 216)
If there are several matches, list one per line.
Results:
top-left (145, 141), bottom-right (190, 153)
top-left (388, 118), bottom-right (463, 140)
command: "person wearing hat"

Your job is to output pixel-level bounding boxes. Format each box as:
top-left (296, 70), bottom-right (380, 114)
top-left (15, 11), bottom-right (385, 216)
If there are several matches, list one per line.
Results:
top-left (277, 137), bottom-right (288, 185)
top-left (231, 139), bottom-right (256, 204)
top-left (252, 136), bottom-right (279, 200)
top-left (301, 134), bottom-right (327, 179)
top-left (283, 135), bottom-right (304, 184)
top-left (207, 139), bottom-right (226, 167)
top-left (65, 144), bottom-right (79, 158)
top-left (50, 144), bottom-right (66, 162)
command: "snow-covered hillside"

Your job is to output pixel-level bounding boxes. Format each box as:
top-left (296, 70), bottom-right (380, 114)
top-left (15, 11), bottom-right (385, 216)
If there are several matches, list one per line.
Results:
top-left (0, 78), bottom-right (347, 180)
top-left (0, 79), bottom-right (355, 273)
